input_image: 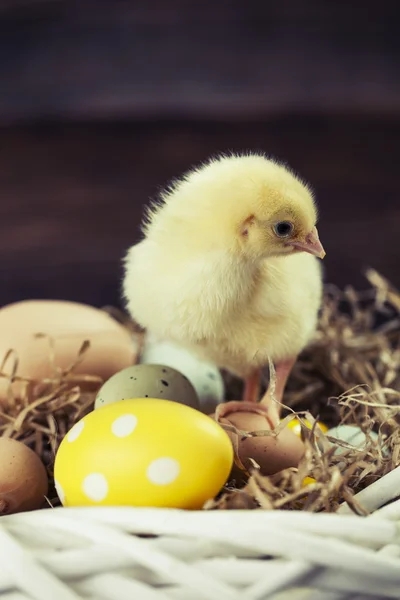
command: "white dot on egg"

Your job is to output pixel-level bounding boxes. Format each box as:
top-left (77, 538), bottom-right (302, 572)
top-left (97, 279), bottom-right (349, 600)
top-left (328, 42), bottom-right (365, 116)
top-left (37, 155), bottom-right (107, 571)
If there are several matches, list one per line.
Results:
top-left (147, 457), bottom-right (180, 485)
top-left (67, 420), bottom-right (85, 443)
top-left (82, 473), bottom-right (109, 502)
top-left (54, 480), bottom-right (65, 504)
top-left (111, 414), bottom-right (138, 438)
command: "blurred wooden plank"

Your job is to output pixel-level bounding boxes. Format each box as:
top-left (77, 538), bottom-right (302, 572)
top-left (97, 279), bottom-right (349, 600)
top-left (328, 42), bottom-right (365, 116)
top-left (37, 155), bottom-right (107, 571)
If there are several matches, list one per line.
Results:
top-left (0, 114), bottom-right (399, 308)
top-left (0, 0), bottom-right (399, 121)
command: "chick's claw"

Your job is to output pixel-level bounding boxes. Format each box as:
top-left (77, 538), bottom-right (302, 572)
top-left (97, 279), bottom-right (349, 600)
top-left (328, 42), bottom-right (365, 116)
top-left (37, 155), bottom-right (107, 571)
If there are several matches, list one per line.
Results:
top-left (214, 401), bottom-right (276, 430)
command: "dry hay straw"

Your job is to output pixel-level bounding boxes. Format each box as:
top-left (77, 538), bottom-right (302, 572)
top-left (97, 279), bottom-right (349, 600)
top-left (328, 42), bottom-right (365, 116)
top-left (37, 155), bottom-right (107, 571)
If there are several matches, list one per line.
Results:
top-left (0, 309), bottom-right (143, 506)
top-left (211, 268), bottom-right (400, 513)
top-left (0, 270), bottom-right (399, 513)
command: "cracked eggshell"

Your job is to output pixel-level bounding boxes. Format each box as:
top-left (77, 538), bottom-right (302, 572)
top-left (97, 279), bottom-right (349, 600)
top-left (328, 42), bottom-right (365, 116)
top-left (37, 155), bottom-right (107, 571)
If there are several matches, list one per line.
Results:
top-left (95, 364), bottom-right (200, 411)
top-left (140, 335), bottom-right (224, 414)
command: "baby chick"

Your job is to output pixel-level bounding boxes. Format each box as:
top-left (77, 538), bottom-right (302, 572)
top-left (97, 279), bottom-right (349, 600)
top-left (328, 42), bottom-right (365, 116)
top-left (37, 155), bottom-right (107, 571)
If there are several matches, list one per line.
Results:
top-left (123, 154), bottom-right (325, 426)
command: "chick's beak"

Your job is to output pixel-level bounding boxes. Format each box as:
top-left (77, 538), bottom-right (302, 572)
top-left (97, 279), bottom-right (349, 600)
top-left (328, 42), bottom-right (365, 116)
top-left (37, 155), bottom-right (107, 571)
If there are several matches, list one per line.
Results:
top-left (290, 227), bottom-right (326, 259)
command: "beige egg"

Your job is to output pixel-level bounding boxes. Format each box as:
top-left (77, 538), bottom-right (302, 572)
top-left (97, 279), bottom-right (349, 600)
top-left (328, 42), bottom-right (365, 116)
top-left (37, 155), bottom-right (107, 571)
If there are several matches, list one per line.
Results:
top-left (0, 300), bottom-right (135, 404)
top-left (0, 437), bottom-right (48, 515)
top-left (212, 404), bottom-right (305, 479)
top-left (95, 364), bottom-right (200, 411)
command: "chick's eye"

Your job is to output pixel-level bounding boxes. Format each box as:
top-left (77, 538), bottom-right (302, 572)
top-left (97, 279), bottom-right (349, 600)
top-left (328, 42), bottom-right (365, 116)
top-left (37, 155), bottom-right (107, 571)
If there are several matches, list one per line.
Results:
top-left (273, 221), bottom-right (293, 238)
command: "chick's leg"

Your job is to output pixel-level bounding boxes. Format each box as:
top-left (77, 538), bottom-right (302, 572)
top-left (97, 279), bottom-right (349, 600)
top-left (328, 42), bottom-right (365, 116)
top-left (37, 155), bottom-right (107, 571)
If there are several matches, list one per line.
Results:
top-left (214, 369), bottom-right (272, 426)
top-left (243, 368), bottom-right (262, 403)
top-left (260, 357), bottom-right (297, 426)
top-left (215, 361), bottom-right (294, 429)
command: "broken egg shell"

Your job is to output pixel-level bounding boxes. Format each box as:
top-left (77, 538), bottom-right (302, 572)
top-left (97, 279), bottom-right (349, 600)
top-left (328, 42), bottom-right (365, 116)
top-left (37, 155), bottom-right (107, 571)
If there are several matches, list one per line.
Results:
top-left (0, 437), bottom-right (48, 515)
top-left (212, 406), bottom-right (305, 478)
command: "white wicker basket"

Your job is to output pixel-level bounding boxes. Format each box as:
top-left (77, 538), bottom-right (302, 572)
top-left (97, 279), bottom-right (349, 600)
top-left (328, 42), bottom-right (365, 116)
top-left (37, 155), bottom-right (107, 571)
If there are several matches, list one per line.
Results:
top-left (1, 468), bottom-right (400, 600)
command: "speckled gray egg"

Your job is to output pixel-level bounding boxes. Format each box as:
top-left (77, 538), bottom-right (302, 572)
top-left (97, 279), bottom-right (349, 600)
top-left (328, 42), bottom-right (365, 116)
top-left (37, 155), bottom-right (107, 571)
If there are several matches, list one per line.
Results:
top-left (94, 364), bottom-right (200, 411)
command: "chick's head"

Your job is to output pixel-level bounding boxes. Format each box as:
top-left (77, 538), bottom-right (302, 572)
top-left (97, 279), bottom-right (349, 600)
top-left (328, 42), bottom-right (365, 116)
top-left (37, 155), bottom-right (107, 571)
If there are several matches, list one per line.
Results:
top-left (233, 156), bottom-right (326, 262)
top-left (146, 153), bottom-right (325, 262)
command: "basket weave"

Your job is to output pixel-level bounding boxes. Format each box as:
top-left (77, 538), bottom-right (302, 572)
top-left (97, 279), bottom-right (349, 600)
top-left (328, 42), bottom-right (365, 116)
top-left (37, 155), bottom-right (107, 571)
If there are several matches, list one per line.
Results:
top-left (1, 467), bottom-right (400, 600)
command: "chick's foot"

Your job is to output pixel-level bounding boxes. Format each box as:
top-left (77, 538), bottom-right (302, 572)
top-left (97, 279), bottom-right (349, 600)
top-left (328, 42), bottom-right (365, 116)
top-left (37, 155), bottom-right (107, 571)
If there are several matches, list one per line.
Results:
top-left (214, 400), bottom-right (276, 430)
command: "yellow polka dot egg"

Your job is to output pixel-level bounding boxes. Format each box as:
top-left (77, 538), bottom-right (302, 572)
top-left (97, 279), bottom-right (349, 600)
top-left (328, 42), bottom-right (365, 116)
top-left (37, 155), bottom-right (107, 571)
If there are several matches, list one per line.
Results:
top-left (54, 398), bottom-right (233, 510)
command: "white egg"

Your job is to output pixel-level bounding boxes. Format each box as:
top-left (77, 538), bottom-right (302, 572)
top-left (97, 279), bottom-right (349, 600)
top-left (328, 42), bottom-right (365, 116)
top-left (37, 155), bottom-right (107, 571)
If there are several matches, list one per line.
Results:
top-left (327, 424), bottom-right (379, 454)
top-left (140, 334), bottom-right (224, 414)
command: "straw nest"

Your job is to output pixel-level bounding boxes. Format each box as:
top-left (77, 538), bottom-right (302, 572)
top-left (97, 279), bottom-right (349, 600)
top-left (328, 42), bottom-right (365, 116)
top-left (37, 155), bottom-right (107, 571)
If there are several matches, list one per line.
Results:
top-left (0, 269), bottom-right (399, 514)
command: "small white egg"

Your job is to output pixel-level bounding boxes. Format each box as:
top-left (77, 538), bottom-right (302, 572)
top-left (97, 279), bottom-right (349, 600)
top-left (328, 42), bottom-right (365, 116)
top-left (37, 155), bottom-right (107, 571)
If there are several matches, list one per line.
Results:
top-left (140, 334), bottom-right (224, 414)
top-left (327, 424), bottom-right (379, 454)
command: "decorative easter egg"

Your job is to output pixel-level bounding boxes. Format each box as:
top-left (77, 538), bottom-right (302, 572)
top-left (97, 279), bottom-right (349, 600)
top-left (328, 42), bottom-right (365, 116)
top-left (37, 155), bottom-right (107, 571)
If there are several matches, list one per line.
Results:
top-left (94, 364), bottom-right (199, 411)
top-left (327, 425), bottom-right (379, 454)
top-left (54, 398), bottom-right (233, 509)
top-left (0, 300), bottom-right (135, 403)
top-left (302, 476), bottom-right (317, 487)
top-left (293, 477), bottom-right (317, 509)
top-left (140, 335), bottom-right (224, 414)
top-left (285, 417), bottom-right (328, 439)
top-left (0, 438), bottom-right (48, 515)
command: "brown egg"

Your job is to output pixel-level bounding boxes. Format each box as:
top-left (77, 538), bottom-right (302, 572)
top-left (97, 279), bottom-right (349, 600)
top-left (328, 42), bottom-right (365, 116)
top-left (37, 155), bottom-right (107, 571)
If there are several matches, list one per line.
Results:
top-left (0, 437), bottom-right (49, 515)
top-left (0, 300), bottom-right (135, 403)
top-left (212, 402), bottom-right (305, 478)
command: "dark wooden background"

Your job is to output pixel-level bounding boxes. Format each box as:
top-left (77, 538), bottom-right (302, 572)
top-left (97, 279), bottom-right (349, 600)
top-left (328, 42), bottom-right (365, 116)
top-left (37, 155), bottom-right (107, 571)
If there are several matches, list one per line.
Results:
top-left (0, 0), bottom-right (399, 309)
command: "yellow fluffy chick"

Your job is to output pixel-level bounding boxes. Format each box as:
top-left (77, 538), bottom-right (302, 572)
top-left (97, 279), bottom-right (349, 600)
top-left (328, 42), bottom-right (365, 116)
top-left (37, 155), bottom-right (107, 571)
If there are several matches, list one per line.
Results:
top-left (123, 154), bottom-right (325, 426)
